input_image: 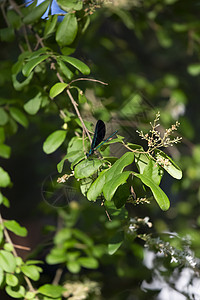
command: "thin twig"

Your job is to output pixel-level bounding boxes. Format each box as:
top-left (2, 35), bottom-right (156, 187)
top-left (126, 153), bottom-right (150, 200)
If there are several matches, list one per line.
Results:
top-left (56, 71), bottom-right (92, 143)
top-left (52, 268), bottom-right (63, 285)
top-left (1, 2), bottom-right (10, 26)
top-left (68, 78), bottom-right (108, 86)
top-left (13, 244), bottom-right (31, 251)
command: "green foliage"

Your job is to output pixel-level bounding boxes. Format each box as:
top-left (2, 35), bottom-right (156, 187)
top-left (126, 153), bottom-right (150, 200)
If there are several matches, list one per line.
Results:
top-left (0, 0), bottom-right (199, 299)
top-left (4, 220), bottom-right (27, 237)
top-left (43, 130), bottom-right (67, 154)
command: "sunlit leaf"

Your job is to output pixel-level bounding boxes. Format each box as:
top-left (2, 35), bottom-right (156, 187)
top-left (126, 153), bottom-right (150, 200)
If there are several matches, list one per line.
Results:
top-left (49, 82), bottom-right (68, 98)
top-left (155, 149), bottom-right (182, 179)
top-left (74, 159), bottom-right (102, 179)
top-left (0, 250), bottom-right (16, 272)
top-left (103, 171), bottom-right (131, 201)
top-left (38, 284), bottom-right (65, 298)
top-left (0, 167), bottom-right (11, 187)
top-left (4, 220), bottom-right (27, 237)
top-left (135, 173), bottom-right (170, 211)
top-left (43, 130), bottom-right (67, 154)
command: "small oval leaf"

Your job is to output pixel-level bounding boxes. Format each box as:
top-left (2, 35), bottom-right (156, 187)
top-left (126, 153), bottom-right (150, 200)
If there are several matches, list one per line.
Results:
top-left (21, 265), bottom-right (40, 281)
top-left (38, 284), bottom-right (64, 298)
top-left (0, 144), bottom-right (11, 159)
top-left (9, 107), bottom-right (28, 128)
top-left (6, 273), bottom-right (18, 287)
top-left (0, 250), bottom-right (16, 272)
top-left (0, 108), bottom-right (9, 126)
top-left (49, 82), bottom-right (68, 98)
top-left (0, 167), bottom-right (11, 187)
top-left (78, 257), bottom-right (98, 269)
top-left (43, 130), bottom-right (67, 154)
top-left (56, 13), bottom-right (78, 46)
top-left (57, 0), bottom-right (83, 11)
top-left (24, 92), bottom-right (42, 115)
top-left (4, 220), bottom-right (27, 237)
top-left (74, 159), bottom-right (102, 179)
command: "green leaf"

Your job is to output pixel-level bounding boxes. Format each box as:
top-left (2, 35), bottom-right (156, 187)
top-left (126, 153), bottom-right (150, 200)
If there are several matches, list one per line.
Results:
top-left (56, 13), bottom-right (78, 46)
top-left (54, 228), bottom-right (71, 244)
top-left (0, 27), bottom-right (14, 42)
top-left (23, 0), bottom-right (50, 24)
top-left (6, 10), bottom-right (21, 29)
top-left (9, 107), bottom-right (28, 128)
top-left (61, 56), bottom-right (90, 75)
top-left (108, 231), bottom-right (124, 255)
top-left (78, 257), bottom-right (99, 269)
top-left (46, 248), bottom-right (67, 264)
top-left (57, 150), bottom-right (83, 173)
top-left (80, 177), bottom-right (93, 196)
top-left (57, 59), bottom-right (73, 80)
top-left (0, 167), bottom-right (11, 187)
top-left (24, 92), bottom-right (42, 115)
top-left (2, 196), bottom-right (10, 208)
top-left (21, 265), bottom-right (40, 281)
top-left (103, 171), bottom-right (131, 201)
top-left (4, 220), bottom-right (27, 237)
top-left (12, 72), bottom-right (33, 91)
top-left (22, 54), bottom-right (50, 77)
top-left (74, 159), bottom-right (102, 179)
top-left (6, 285), bottom-right (25, 298)
top-left (0, 267), bottom-right (4, 285)
top-left (67, 261), bottom-right (81, 273)
top-left (127, 144), bottom-right (149, 174)
top-left (57, 0), bottom-right (83, 11)
top-left (26, 260), bottom-right (43, 265)
top-left (87, 169), bottom-right (108, 201)
top-left (0, 127), bottom-right (5, 143)
top-left (155, 149), bottom-right (182, 179)
top-left (49, 82), bottom-right (68, 98)
top-left (43, 130), bottom-right (67, 154)
top-left (25, 291), bottom-right (36, 299)
top-left (38, 284), bottom-right (65, 298)
top-left (187, 63), bottom-right (200, 76)
top-left (57, 154), bottom-right (68, 173)
top-left (6, 273), bottom-right (18, 287)
top-left (143, 158), bottom-right (163, 185)
top-left (0, 108), bottom-right (9, 126)
top-left (105, 152), bottom-right (135, 182)
top-left (73, 228), bottom-right (93, 246)
top-left (44, 15), bottom-right (58, 38)
top-left (135, 173), bottom-right (170, 211)
top-left (4, 243), bottom-right (14, 252)
top-left (0, 144), bottom-right (11, 159)
top-left (0, 250), bottom-right (16, 272)
top-left (114, 182), bottom-right (131, 209)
